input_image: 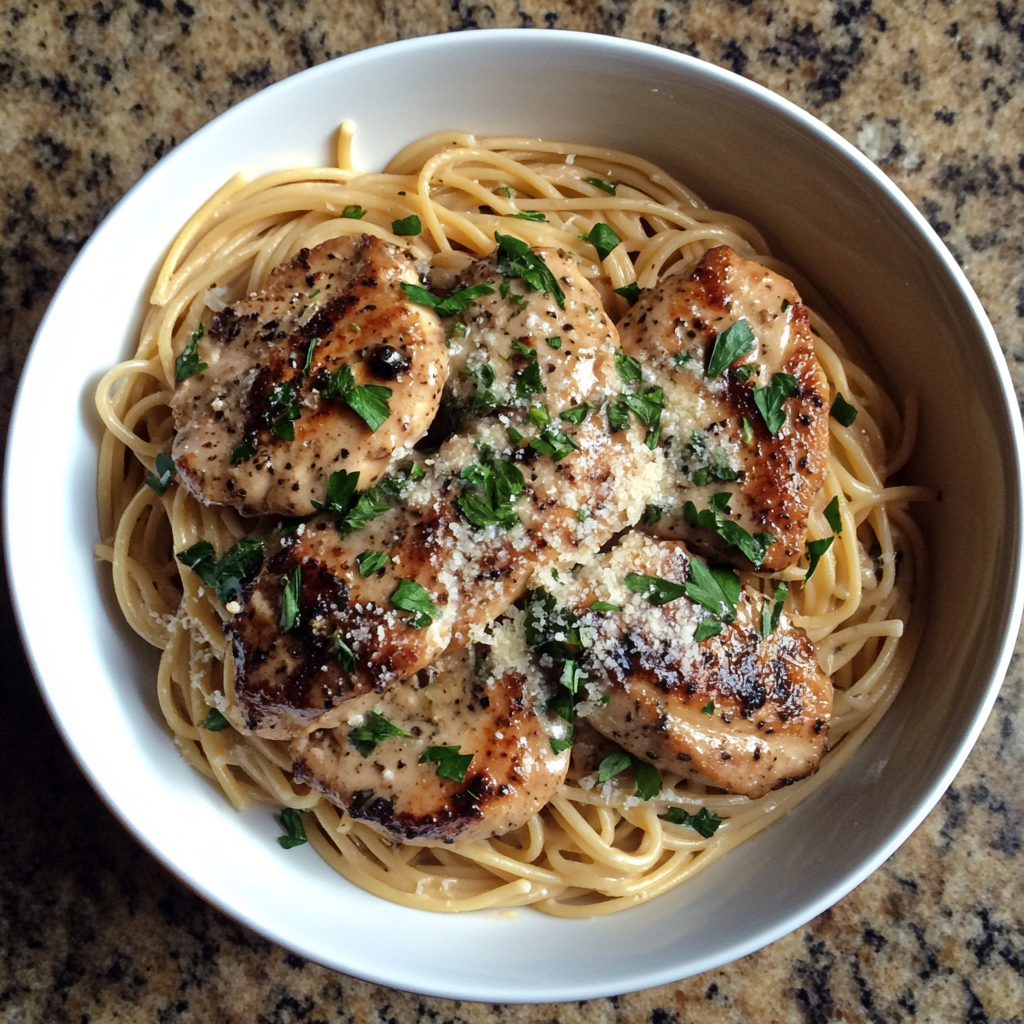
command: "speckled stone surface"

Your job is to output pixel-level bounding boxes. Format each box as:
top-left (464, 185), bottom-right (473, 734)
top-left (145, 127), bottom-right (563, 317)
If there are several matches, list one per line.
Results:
top-left (2, 2), bottom-right (1023, 1021)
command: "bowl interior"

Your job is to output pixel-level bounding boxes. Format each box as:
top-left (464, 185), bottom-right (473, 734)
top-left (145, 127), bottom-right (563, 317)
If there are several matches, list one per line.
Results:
top-left (7, 30), bottom-right (1021, 1002)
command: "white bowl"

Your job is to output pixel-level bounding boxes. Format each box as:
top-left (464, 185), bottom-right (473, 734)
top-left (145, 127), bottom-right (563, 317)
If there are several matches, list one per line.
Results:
top-left (7, 29), bottom-right (1023, 1003)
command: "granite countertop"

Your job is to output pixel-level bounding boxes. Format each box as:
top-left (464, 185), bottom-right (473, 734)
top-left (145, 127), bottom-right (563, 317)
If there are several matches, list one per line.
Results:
top-left (2, 2), bottom-right (1023, 1021)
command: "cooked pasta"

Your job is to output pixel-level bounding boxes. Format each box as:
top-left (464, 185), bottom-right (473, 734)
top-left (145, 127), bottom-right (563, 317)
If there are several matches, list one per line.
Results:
top-left (95, 127), bottom-right (929, 915)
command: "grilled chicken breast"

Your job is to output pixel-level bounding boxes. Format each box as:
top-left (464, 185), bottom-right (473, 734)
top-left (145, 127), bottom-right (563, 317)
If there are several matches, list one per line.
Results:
top-left (566, 532), bottom-right (832, 798)
top-left (617, 245), bottom-right (829, 570)
top-left (172, 234), bottom-right (447, 517)
top-left (291, 636), bottom-right (570, 843)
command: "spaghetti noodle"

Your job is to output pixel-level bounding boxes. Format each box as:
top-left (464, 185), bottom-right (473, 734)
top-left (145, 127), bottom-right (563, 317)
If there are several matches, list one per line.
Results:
top-left (95, 128), bottom-right (928, 915)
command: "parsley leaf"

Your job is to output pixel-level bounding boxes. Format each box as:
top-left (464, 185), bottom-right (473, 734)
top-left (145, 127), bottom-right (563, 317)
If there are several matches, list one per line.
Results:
top-left (494, 232), bottom-right (566, 310)
top-left (322, 363), bottom-right (393, 432)
top-left (506, 210), bottom-right (546, 221)
top-left (304, 337), bottom-right (320, 374)
top-left (202, 708), bottom-right (230, 731)
top-left (584, 177), bottom-right (618, 195)
top-left (267, 380), bottom-right (301, 441)
top-left (419, 745), bottom-right (473, 782)
top-left (607, 398), bottom-right (631, 433)
top-left (546, 335), bottom-right (562, 349)
top-left (550, 729), bottom-right (574, 754)
top-left (805, 537), bottom-right (834, 581)
top-left (632, 759), bottom-right (663, 801)
top-left (585, 222), bottom-right (621, 261)
top-left (349, 709), bottom-right (410, 756)
top-left (824, 495), bottom-right (843, 535)
top-left (457, 448), bottom-right (525, 531)
top-left (528, 404), bottom-right (551, 428)
top-left (625, 572), bottom-right (687, 606)
top-left (146, 452), bottom-right (177, 496)
top-left (733, 362), bottom-right (759, 383)
top-left (510, 339), bottom-right (545, 402)
top-left (377, 460), bottom-right (425, 498)
top-left (681, 500), bottom-right (774, 567)
top-left (614, 350), bottom-right (644, 387)
top-left (279, 565), bottom-right (302, 632)
top-left (175, 537), bottom-right (265, 605)
top-left (277, 807), bottom-right (308, 849)
top-left (701, 701), bottom-right (716, 715)
top-left (175, 323), bottom-right (207, 381)
top-left (597, 749), bottom-right (631, 782)
top-left (559, 402), bottom-right (593, 425)
top-left (614, 283), bottom-right (642, 305)
top-left (590, 600), bottom-right (620, 612)
top-left (663, 806), bottom-right (722, 837)
top-left (685, 558), bottom-right (740, 622)
top-left (707, 319), bottom-right (755, 378)
top-left (740, 416), bottom-right (755, 448)
top-left (401, 281), bottom-right (496, 317)
top-left (231, 443), bottom-right (256, 465)
top-left (342, 205), bottom-right (367, 219)
top-left (693, 617), bottom-right (723, 642)
top-left (356, 550), bottom-right (390, 577)
top-left (391, 214), bottom-right (421, 235)
top-left (622, 387), bottom-right (665, 449)
top-left (529, 427), bottom-right (580, 461)
top-left (311, 469), bottom-right (390, 536)
top-left (760, 580), bottom-right (789, 636)
top-left (642, 504), bottom-right (663, 526)
top-left (831, 392), bottom-right (858, 427)
top-left (334, 631), bottom-right (355, 673)
top-left (391, 578), bottom-right (437, 628)
top-left (753, 372), bottom-right (799, 435)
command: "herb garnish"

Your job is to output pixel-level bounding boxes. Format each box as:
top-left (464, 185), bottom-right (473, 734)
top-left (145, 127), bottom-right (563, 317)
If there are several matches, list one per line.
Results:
top-left (550, 729), bottom-right (574, 754)
top-left (312, 469), bottom-right (390, 536)
top-left (510, 339), bottom-right (545, 402)
top-left (391, 214), bottom-right (421, 235)
top-left (529, 427), bottom-right (580, 461)
top-left (546, 336), bottom-right (562, 349)
top-left (342, 205), bottom-right (367, 219)
top-left (419, 745), bottom-right (473, 782)
top-left (202, 708), bottom-right (231, 731)
top-left (590, 600), bottom-right (620, 612)
top-left (279, 565), bottom-right (302, 632)
top-left (760, 580), bottom-right (789, 636)
top-left (597, 749), bottom-right (662, 800)
top-left (391, 578), bottom-right (437, 628)
top-left (685, 558), bottom-right (740, 623)
top-left (610, 350), bottom-right (663, 448)
top-left (804, 537), bottom-right (834, 581)
top-left (145, 452), bottom-right (177, 496)
top-left (494, 232), bottom-right (566, 310)
top-left (585, 223), bottom-right (621, 261)
top-left (701, 701), bottom-right (716, 715)
top-left (322, 363), bottom-right (393, 432)
top-left (707, 319), bottom-right (755, 378)
top-left (693, 617), bottom-right (723, 642)
top-left (176, 537), bottom-right (265, 605)
top-left (334, 631), bottom-right (355, 673)
top-left (753, 373), bottom-right (799, 435)
top-left (831, 392), bottom-right (858, 427)
top-left (624, 573), bottom-right (687, 606)
top-left (349, 709), bottom-right (410, 756)
top-left (682, 499), bottom-right (775, 567)
top-left (277, 808), bottom-right (308, 849)
top-left (584, 177), bottom-right (618, 194)
top-left (457, 447), bottom-right (525, 530)
top-left (377, 460), bottom-right (425, 498)
top-left (401, 281), bottom-right (496, 317)
top-left (642, 504), bottom-right (663, 526)
top-left (823, 495), bottom-right (843, 535)
top-left (662, 806), bottom-right (722, 837)
top-left (175, 323), bottom-right (207, 381)
top-left (304, 337), bottom-right (320, 374)
top-left (356, 550), bottom-right (391, 577)
top-left (506, 210), bottom-right (546, 221)
top-left (267, 380), bottom-right (302, 441)
top-left (614, 283), bottom-right (642, 305)
top-left (559, 402), bottom-right (594, 425)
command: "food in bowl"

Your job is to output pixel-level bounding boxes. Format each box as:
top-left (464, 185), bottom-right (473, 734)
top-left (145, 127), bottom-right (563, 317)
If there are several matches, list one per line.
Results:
top-left (94, 127), bottom-right (928, 915)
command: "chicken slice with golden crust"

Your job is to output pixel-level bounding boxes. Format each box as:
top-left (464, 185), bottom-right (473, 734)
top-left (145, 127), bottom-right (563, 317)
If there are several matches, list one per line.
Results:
top-left (617, 245), bottom-right (829, 571)
top-left (171, 234), bottom-right (447, 517)
top-left (291, 633), bottom-right (570, 844)
top-left (231, 499), bottom-right (456, 740)
top-left (564, 532), bottom-right (832, 798)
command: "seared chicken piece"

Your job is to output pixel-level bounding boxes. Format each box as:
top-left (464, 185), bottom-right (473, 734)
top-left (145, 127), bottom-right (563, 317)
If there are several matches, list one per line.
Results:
top-left (231, 501), bottom-right (456, 739)
top-left (291, 635), bottom-right (570, 843)
top-left (172, 234), bottom-right (447, 517)
top-left (618, 245), bottom-right (829, 571)
top-left (566, 532), bottom-right (832, 798)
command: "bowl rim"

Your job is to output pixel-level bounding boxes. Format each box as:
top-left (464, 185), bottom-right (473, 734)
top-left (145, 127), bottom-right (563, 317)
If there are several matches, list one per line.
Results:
top-left (7, 27), bottom-right (1024, 1003)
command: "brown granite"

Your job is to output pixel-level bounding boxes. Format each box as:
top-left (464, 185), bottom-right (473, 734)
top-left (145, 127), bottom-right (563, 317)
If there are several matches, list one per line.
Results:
top-left (2, 1), bottom-right (1023, 1022)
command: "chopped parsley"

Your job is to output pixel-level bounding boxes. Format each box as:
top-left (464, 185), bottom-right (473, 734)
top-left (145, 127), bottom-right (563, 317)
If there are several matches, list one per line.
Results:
top-left (611, 350), bottom-right (663, 448)
top-left (682, 500), bottom-right (774, 567)
top-left (824, 495), bottom-right (843, 535)
top-left (391, 578), bottom-right (437, 628)
top-left (304, 337), bottom-right (320, 374)
top-left (312, 469), bottom-right (389, 536)
top-left (279, 565), bottom-right (302, 632)
top-left (584, 176), bottom-right (618, 195)
top-left (760, 580), bottom-right (789, 636)
top-left (469, 362), bottom-right (498, 410)
top-left (614, 282), bottom-right (642, 305)
top-left (356, 550), bottom-right (391, 577)
top-left (597, 750), bottom-right (662, 800)
top-left (701, 701), bottom-right (715, 715)
top-left (528, 404), bottom-right (551, 428)
top-left (545, 335), bottom-right (562, 349)
top-left (457, 447), bottom-right (524, 530)
top-left (662, 806), bottom-right (722, 837)
top-left (377, 460), bottom-right (426, 498)
top-left (559, 402), bottom-right (593, 425)
top-left (419, 745), bottom-right (473, 782)
top-left (391, 214), bottom-right (421, 235)
top-left (673, 351), bottom-right (695, 369)
top-left (597, 748), bottom-right (631, 782)
top-left (494, 232), bottom-right (566, 310)
top-left (521, 588), bottom-right (589, 725)
top-left (740, 416), bottom-right (755, 448)
top-left (804, 537), bottom-right (834, 581)
top-left (510, 339), bottom-right (545, 402)
top-left (529, 426), bottom-right (580, 461)
top-left (615, 350), bottom-right (644, 387)
top-left (175, 323), bottom-right (207, 381)
top-left (201, 708), bottom-right (231, 731)
top-left (707, 318), bottom-right (755, 378)
top-left (733, 363), bottom-right (759, 383)
top-left (624, 572), bottom-right (687, 606)
top-left (342, 204), bottom-right (367, 219)
top-left (590, 600), bottom-right (620, 613)
top-left (334, 631), bottom-right (355, 673)
top-left (642, 504), bottom-right (663, 526)
top-left (145, 452), bottom-right (177, 496)
top-left (685, 558), bottom-right (740, 623)
top-left (831, 392), bottom-right (858, 427)
top-left (693, 617), bottom-right (723, 642)
top-left (550, 729), bottom-right (574, 754)
top-left (322, 363), bottom-right (393, 432)
top-left (753, 372), bottom-right (799, 435)
top-left (277, 808), bottom-right (308, 849)
top-left (349, 709), bottom-right (409, 756)
top-left (401, 280), bottom-right (496, 317)
top-left (175, 537), bottom-right (265, 605)
top-left (585, 222), bottom-right (621, 261)
top-left (266, 380), bottom-right (302, 441)
top-left (506, 210), bottom-right (546, 221)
